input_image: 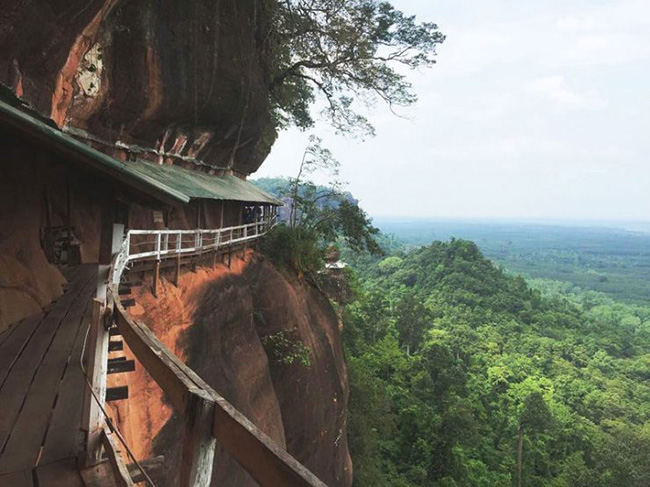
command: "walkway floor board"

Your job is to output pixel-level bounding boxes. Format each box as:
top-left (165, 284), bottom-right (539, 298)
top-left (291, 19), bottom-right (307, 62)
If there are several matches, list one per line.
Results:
top-left (0, 265), bottom-right (97, 484)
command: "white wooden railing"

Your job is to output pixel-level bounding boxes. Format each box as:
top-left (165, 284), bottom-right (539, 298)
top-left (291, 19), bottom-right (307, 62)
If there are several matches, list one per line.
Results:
top-left (111, 217), bottom-right (276, 285)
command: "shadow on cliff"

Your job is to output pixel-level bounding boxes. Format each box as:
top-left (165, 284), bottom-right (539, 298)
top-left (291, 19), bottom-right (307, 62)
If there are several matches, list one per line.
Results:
top-left (152, 253), bottom-right (352, 487)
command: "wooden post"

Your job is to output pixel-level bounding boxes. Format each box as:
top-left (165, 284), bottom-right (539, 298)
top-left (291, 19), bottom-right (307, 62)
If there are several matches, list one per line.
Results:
top-left (102, 427), bottom-right (136, 487)
top-left (153, 261), bottom-right (160, 298)
top-left (81, 298), bottom-right (110, 467)
top-left (66, 176), bottom-right (73, 260)
top-left (97, 192), bottom-right (116, 302)
top-left (175, 232), bottom-right (182, 286)
top-left (180, 391), bottom-right (216, 487)
top-left (43, 186), bottom-right (54, 263)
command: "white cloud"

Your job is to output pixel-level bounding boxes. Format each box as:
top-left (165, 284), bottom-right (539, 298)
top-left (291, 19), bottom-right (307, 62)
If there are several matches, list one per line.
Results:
top-left (526, 75), bottom-right (605, 109)
top-left (259, 0), bottom-right (650, 221)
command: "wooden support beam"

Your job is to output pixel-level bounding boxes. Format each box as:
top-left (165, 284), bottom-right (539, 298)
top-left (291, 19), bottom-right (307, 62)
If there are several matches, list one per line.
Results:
top-left (81, 299), bottom-right (110, 467)
top-left (153, 261), bottom-right (160, 298)
top-left (211, 396), bottom-right (327, 487)
top-left (101, 428), bottom-right (135, 487)
top-left (175, 253), bottom-right (181, 286)
top-left (127, 456), bottom-right (164, 484)
top-left (180, 391), bottom-right (216, 487)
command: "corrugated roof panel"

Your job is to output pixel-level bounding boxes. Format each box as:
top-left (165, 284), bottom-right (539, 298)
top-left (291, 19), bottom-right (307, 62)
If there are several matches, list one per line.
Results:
top-left (0, 96), bottom-right (281, 206)
top-left (128, 160), bottom-right (283, 205)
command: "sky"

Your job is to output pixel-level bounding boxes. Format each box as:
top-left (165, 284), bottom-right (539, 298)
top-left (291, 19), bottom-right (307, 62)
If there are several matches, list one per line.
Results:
top-left (255, 0), bottom-right (650, 221)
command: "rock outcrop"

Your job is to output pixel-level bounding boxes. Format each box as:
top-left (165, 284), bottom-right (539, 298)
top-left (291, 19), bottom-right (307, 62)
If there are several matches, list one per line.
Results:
top-left (0, 0), bottom-right (276, 174)
top-left (109, 251), bottom-right (352, 486)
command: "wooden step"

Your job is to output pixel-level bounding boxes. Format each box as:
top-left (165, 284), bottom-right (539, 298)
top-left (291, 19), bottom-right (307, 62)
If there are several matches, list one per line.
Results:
top-left (107, 359), bottom-right (135, 375)
top-left (108, 340), bottom-right (124, 352)
top-left (120, 298), bottom-right (136, 309)
top-left (117, 286), bottom-right (131, 296)
top-left (122, 280), bottom-right (142, 287)
top-left (106, 386), bottom-right (128, 402)
top-left (108, 327), bottom-right (121, 337)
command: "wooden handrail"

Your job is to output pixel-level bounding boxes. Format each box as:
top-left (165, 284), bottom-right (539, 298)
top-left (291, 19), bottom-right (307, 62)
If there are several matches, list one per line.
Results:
top-left (112, 293), bottom-right (327, 487)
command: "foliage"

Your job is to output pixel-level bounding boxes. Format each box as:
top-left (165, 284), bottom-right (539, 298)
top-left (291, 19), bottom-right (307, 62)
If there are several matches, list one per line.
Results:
top-left (343, 238), bottom-right (650, 486)
top-left (268, 0), bottom-right (445, 135)
top-left (257, 137), bottom-right (381, 273)
top-left (262, 330), bottom-right (312, 367)
top-left (260, 223), bottom-right (325, 274)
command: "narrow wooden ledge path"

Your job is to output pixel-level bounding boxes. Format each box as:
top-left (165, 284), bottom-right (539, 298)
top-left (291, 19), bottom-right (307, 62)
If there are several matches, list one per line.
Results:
top-left (0, 265), bottom-right (97, 487)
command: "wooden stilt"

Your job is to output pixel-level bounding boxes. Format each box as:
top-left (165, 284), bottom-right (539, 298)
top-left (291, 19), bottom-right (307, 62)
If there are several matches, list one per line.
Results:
top-left (153, 261), bottom-right (160, 297)
top-left (81, 298), bottom-right (110, 467)
top-left (175, 253), bottom-right (181, 286)
top-left (180, 391), bottom-right (216, 487)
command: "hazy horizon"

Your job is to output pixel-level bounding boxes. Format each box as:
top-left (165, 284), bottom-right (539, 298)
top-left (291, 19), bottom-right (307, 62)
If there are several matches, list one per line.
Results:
top-left (256, 0), bottom-right (650, 222)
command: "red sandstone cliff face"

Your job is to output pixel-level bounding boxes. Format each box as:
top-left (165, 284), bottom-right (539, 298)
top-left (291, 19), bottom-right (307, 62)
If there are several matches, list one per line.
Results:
top-left (0, 0), bottom-right (275, 174)
top-left (109, 252), bottom-right (352, 487)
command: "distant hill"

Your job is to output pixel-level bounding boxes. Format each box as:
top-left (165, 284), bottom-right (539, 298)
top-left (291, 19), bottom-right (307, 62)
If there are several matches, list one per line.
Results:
top-left (374, 218), bottom-right (650, 305)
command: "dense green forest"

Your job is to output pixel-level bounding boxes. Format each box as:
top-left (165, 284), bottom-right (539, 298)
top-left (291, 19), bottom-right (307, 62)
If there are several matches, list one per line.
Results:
top-left (343, 239), bottom-right (650, 487)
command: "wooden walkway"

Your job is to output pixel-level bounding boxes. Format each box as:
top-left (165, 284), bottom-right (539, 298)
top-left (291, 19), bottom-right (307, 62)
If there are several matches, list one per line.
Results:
top-left (0, 265), bottom-right (97, 487)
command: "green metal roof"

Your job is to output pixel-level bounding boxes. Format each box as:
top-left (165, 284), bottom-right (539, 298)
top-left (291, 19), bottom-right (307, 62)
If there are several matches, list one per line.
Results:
top-left (0, 94), bottom-right (280, 206)
top-left (128, 160), bottom-right (282, 205)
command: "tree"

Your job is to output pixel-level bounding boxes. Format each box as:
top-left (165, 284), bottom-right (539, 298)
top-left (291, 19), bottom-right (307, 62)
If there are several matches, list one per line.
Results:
top-left (269, 0), bottom-right (445, 135)
top-left (262, 136), bottom-right (381, 273)
top-left (516, 392), bottom-right (552, 487)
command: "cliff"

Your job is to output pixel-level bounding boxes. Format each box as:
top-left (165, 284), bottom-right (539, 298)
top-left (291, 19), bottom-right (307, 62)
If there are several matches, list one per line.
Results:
top-left (109, 251), bottom-right (352, 486)
top-left (0, 0), bottom-right (275, 174)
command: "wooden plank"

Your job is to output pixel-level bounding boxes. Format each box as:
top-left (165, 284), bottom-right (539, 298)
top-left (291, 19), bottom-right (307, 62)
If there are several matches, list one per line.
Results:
top-left (0, 314), bottom-right (44, 386)
top-left (35, 458), bottom-right (84, 487)
top-left (108, 341), bottom-right (124, 352)
top-left (39, 300), bottom-right (94, 465)
top-left (120, 299), bottom-right (135, 309)
top-left (0, 317), bottom-right (23, 348)
top-left (0, 270), bottom-right (94, 456)
top-left (101, 428), bottom-right (135, 487)
top-left (0, 469), bottom-right (33, 487)
top-left (0, 274), bottom-right (96, 474)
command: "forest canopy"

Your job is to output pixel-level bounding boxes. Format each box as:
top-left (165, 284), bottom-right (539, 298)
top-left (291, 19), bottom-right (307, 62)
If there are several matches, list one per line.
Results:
top-left (343, 238), bottom-right (650, 487)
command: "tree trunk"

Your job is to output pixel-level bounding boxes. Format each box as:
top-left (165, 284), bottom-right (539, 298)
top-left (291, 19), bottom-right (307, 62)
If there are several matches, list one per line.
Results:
top-left (517, 422), bottom-right (524, 487)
